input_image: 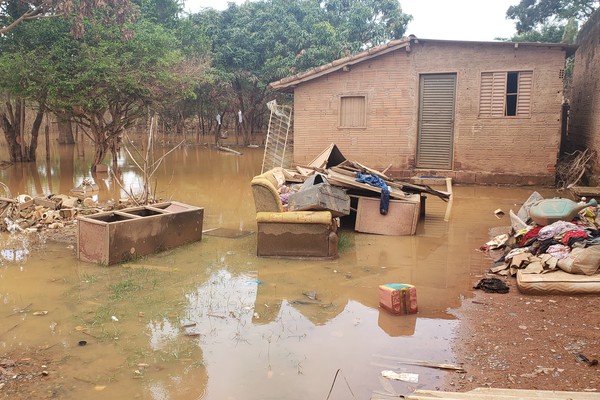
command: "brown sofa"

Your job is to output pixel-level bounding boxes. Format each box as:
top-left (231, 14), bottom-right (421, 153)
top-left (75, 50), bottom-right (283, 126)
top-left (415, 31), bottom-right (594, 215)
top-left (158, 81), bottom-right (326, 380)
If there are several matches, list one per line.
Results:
top-left (251, 168), bottom-right (338, 259)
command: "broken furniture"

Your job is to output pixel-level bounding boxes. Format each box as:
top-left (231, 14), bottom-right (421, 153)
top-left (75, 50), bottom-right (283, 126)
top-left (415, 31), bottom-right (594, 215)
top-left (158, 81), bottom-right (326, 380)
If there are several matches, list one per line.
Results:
top-left (251, 168), bottom-right (338, 259)
top-left (287, 174), bottom-right (350, 217)
top-left (77, 201), bottom-right (204, 265)
top-left (354, 194), bottom-right (421, 235)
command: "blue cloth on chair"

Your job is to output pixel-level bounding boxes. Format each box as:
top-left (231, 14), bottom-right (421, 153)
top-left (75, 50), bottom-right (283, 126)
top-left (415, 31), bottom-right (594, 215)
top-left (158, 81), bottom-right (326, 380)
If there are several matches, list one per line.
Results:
top-left (356, 173), bottom-right (390, 215)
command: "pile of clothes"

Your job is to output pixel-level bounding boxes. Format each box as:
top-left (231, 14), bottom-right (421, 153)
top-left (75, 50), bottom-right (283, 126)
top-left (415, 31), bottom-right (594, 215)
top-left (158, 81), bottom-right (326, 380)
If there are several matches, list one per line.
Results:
top-left (483, 192), bottom-right (600, 277)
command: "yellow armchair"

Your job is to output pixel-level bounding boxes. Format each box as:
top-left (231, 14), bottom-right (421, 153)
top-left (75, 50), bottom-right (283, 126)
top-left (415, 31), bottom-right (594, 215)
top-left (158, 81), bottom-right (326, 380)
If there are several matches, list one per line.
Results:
top-left (251, 169), bottom-right (338, 259)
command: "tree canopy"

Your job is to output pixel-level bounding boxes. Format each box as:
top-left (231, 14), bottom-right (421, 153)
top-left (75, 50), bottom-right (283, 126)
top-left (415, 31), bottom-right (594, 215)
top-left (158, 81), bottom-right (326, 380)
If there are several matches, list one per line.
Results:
top-left (506, 0), bottom-right (597, 43)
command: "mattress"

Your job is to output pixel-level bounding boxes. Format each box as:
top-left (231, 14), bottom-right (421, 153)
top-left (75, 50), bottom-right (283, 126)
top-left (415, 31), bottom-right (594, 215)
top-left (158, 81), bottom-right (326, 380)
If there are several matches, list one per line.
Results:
top-left (517, 269), bottom-right (600, 294)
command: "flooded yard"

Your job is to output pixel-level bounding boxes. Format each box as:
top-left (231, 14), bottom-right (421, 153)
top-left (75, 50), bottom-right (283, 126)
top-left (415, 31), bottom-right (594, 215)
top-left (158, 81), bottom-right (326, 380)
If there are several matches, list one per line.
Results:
top-left (0, 143), bottom-right (562, 399)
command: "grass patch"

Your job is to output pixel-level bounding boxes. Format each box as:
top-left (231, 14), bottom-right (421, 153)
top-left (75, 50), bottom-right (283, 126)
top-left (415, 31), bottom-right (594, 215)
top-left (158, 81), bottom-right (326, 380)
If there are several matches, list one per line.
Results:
top-left (337, 232), bottom-right (354, 252)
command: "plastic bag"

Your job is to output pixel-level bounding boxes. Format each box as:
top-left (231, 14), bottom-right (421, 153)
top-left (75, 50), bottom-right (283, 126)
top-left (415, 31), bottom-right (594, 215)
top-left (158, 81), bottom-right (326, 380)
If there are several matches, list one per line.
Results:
top-left (557, 246), bottom-right (600, 275)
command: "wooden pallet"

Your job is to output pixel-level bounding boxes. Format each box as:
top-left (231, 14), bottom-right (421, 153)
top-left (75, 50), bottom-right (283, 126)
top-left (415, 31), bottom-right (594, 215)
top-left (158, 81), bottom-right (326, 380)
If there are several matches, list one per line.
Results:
top-left (402, 388), bottom-right (600, 399)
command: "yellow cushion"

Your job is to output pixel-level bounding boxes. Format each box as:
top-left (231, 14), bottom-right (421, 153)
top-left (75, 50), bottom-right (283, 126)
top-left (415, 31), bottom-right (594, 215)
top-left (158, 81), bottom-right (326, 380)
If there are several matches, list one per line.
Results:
top-left (257, 211), bottom-right (332, 225)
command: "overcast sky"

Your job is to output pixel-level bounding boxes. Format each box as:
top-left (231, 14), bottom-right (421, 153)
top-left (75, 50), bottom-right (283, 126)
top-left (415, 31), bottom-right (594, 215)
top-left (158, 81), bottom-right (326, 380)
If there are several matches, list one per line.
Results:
top-left (183, 0), bottom-right (521, 41)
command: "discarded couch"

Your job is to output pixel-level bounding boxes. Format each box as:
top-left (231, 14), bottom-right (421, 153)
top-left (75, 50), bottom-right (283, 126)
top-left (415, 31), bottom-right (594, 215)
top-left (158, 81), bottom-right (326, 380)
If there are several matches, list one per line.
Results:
top-left (251, 168), bottom-right (338, 259)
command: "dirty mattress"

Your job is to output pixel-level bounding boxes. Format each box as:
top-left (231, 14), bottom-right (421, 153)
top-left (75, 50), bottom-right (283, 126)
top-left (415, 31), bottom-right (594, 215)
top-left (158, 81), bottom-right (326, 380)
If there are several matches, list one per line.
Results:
top-left (517, 269), bottom-right (600, 294)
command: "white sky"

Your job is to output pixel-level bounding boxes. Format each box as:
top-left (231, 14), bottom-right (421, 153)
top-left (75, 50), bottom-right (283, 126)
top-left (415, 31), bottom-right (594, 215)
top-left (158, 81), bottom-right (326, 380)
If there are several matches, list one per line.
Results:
top-left (183, 0), bottom-right (521, 41)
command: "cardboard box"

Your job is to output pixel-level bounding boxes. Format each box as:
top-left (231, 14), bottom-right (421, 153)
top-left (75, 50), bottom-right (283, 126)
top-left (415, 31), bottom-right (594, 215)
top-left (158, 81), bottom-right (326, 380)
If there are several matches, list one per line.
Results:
top-left (355, 194), bottom-right (420, 235)
top-left (379, 283), bottom-right (418, 315)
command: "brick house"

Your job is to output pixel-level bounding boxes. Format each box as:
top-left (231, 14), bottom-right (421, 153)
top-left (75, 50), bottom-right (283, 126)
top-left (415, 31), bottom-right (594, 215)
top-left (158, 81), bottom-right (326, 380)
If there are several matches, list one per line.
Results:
top-left (567, 9), bottom-right (600, 184)
top-left (270, 38), bottom-right (576, 185)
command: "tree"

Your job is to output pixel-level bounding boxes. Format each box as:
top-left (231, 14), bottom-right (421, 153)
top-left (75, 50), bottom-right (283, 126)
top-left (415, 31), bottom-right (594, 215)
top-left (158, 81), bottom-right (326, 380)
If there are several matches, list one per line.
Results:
top-left (196, 0), bottom-right (411, 143)
top-left (506, 0), bottom-right (597, 43)
top-left (0, 17), bottom-right (206, 170)
top-left (0, 0), bottom-right (138, 36)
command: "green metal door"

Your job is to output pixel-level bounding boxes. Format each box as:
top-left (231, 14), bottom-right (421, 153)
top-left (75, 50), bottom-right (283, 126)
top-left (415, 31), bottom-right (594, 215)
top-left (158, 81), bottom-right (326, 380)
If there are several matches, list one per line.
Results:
top-left (416, 74), bottom-right (456, 170)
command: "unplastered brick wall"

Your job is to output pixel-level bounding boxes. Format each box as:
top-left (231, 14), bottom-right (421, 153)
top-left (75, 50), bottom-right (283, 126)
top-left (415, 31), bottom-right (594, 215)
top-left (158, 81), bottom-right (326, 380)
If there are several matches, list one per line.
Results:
top-left (568, 9), bottom-right (600, 182)
top-left (293, 49), bottom-right (415, 168)
top-left (410, 41), bottom-right (565, 178)
top-left (292, 41), bottom-right (567, 184)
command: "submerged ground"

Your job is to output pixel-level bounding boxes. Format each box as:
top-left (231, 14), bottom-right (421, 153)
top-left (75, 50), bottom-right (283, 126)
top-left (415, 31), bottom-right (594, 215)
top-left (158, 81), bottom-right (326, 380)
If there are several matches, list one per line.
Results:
top-left (1, 144), bottom-right (597, 399)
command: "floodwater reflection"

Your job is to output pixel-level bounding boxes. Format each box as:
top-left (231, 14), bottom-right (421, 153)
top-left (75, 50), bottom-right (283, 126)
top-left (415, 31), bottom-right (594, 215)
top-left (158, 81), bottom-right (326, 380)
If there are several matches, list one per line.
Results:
top-left (0, 143), bottom-right (563, 399)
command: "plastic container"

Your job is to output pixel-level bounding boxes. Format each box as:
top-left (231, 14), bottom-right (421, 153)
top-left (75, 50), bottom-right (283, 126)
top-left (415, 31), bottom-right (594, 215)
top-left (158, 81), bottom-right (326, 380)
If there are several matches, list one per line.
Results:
top-left (378, 283), bottom-right (418, 315)
top-left (529, 198), bottom-right (597, 226)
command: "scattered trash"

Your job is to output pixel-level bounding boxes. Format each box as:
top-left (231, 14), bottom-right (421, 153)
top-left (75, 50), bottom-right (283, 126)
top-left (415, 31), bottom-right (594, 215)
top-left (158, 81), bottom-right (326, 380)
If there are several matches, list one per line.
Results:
top-left (519, 366), bottom-right (563, 378)
top-left (483, 191), bottom-right (600, 293)
top-left (32, 311), bottom-right (48, 316)
top-left (111, 316), bottom-right (119, 322)
top-left (529, 197), bottom-right (597, 226)
top-left (378, 283), bottom-right (418, 315)
top-left (576, 353), bottom-right (599, 366)
top-left (473, 278), bottom-right (509, 293)
top-left (494, 208), bottom-right (505, 218)
top-left (381, 370), bottom-right (419, 383)
top-left (303, 291), bottom-right (319, 301)
top-left (78, 340), bottom-right (87, 346)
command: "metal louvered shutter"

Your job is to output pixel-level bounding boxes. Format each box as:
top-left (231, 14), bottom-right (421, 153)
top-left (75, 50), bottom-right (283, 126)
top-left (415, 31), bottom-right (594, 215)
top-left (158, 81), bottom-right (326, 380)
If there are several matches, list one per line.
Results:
top-left (416, 74), bottom-right (456, 170)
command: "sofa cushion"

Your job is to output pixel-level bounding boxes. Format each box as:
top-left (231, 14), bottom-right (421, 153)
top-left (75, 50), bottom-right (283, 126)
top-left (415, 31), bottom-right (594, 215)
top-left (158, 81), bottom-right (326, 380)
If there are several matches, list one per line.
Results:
top-left (256, 211), bottom-right (333, 225)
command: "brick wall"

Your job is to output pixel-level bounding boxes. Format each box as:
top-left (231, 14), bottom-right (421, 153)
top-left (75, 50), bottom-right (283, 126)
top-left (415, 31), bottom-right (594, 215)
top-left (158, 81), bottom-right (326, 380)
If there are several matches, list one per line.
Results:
top-left (568, 9), bottom-right (600, 183)
top-left (292, 41), bottom-right (568, 185)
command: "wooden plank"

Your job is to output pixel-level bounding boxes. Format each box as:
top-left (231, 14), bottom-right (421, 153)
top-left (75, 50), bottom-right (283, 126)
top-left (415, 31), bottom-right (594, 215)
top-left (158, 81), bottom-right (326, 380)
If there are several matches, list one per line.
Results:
top-left (570, 186), bottom-right (600, 198)
top-left (34, 196), bottom-right (61, 210)
top-left (326, 170), bottom-right (406, 199)
top-left (405, 388), bottom-right (600, 400)
top-left (470, 388), bottom-right (600, 399)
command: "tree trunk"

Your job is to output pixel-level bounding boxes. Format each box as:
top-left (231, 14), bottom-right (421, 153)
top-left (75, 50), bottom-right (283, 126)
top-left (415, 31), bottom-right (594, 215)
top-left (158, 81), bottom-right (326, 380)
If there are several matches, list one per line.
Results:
top-left (0, 113), bottom-right (22, 162)
top-left (27, 105), bottom-right (46, 161)
top-left (56, 111), bottom-right (75, 144)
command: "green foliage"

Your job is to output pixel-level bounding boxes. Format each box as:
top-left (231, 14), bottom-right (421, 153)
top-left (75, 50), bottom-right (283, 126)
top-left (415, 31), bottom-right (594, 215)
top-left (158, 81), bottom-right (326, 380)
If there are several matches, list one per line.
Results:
top-left (136, 0), bottom-right (184, 28)
top-left (186, 0), bottom-right (411, 141)
top-left (507, 23), bottom-right (566, 43)
top-left (506, 0), bottom-right (597, 36)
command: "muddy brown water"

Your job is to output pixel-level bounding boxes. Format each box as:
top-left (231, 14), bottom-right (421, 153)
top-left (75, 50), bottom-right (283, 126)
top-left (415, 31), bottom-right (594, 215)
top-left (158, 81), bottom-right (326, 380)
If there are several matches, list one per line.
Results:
top-left (0, 143), bottom-right (564, 399)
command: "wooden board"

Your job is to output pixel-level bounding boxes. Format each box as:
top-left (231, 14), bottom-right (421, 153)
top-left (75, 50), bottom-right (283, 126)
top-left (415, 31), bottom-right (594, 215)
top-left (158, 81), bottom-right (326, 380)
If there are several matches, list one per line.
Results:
top-left (569, 186), bottom-right (600, 198)
top-left (405, 388), bottom-right (600, 399)
top-left (355, 195), bottom-right (419, 236)
top-left (327, 170), bottom-right (407, 199)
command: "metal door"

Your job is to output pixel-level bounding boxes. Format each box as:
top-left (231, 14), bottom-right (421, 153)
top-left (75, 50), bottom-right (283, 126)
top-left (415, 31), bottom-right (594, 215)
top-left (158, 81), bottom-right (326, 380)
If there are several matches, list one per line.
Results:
top-left (416, 74), bottom-right (456, 169)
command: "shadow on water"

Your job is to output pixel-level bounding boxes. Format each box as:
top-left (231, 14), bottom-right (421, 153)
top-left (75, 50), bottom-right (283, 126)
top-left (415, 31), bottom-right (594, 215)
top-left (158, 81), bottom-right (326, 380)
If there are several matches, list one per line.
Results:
top-left (0, 143), bottom-right (563, 399)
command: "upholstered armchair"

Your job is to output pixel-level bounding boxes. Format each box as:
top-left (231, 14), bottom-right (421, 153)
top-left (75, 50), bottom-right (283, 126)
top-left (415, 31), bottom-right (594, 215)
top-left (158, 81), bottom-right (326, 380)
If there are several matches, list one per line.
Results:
top-left (251, 168), bottom-right (338, 259)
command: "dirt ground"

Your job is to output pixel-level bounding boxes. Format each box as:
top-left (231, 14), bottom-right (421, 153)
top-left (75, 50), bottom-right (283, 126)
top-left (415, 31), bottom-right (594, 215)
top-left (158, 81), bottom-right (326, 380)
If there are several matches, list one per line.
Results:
top-left (442, 267), bottom-right (600, 394)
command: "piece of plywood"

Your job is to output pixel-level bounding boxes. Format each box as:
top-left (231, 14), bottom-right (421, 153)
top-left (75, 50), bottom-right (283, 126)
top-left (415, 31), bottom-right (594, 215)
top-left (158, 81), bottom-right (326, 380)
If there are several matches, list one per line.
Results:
top-left (569, 185), bottom-right (600, 198)
top-left (355, 195), bottom-right (419, 236)
top-left (327, 170), bottom-right (407, 199)
top-left (405, 388), bottom-right (600, 399)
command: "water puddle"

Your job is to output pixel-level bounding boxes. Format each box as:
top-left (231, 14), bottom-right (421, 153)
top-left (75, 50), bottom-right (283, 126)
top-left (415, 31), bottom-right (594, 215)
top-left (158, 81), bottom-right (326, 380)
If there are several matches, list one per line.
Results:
top-left (0, 144), bottom-right (562, 399)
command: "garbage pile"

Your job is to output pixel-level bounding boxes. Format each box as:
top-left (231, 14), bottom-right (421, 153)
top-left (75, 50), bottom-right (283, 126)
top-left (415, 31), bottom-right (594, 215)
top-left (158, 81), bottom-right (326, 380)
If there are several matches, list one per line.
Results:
top-left (0, 179), bottom-right (137, 234)
top-left (483, 192), bottom-right (600, 284)
top-left (265, 144), bottom-right (450, 215)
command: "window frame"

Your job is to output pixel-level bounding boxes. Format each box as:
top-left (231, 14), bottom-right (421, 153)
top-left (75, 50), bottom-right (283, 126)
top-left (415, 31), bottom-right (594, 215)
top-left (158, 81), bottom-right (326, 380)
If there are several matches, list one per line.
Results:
top-left (478, 70), bottom-right (533, 119)
top-left (339, 94), bottom-right (367, 129)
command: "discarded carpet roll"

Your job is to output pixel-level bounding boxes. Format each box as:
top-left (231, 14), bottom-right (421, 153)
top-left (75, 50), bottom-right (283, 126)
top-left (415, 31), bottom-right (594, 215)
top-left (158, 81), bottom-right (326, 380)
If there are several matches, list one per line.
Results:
top-left (474, 277), bottom-right (509, 293)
